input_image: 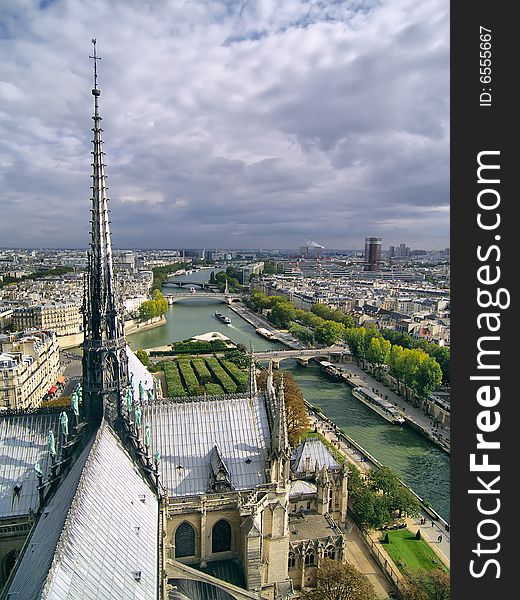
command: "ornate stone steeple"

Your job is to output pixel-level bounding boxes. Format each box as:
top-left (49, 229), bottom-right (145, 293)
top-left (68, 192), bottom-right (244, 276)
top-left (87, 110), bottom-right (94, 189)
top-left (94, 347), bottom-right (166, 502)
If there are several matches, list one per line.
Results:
top-left (269, 374), bottom-right (290, 483)
top-left (82, 39), bottom-right (128, 425)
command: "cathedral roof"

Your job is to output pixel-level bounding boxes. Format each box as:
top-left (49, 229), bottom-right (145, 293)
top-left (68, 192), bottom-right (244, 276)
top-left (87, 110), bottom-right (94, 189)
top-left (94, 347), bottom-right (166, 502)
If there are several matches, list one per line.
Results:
top-left (5, 423), bottom-right (158, 600)
top-left (141, 394), bottom-right (270, 497)
top-left (0, 412), bottom-right (61, 518)
top-left (290, 437), bottom-right (340, 475)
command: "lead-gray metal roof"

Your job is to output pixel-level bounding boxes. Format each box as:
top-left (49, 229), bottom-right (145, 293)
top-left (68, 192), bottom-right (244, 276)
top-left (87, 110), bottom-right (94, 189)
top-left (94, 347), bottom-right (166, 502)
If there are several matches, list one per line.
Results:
top-left (142, 394), bottom-right (270, 497)
top-left (0, 412), bottom-right (60, 518)
top-left (40, 424), bottom-right (158, 600)
top-left (5, 438), bottom-right (94, 600)
top-left (291, 438), bottom-right (339, 474)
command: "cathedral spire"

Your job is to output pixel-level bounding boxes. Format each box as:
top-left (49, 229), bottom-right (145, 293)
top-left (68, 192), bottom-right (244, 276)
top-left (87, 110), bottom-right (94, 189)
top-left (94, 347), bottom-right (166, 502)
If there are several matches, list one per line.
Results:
top-left (82, 39), bottom-right (128, 425)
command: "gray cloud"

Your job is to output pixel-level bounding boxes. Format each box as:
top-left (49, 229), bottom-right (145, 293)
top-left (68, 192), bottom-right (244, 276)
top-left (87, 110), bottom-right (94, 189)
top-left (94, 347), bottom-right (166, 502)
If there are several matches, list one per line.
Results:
top-left (0, 0), bottom-right (449, 250)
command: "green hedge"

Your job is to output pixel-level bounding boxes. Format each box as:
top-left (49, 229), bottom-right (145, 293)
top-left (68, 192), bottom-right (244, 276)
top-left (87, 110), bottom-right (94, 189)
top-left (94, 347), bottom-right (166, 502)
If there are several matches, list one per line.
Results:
top-left (206, 357), bottom-right (238, 394)
top-left (161, 361), bottom-right (185, 397)
top-left (178, 360), bottom-right (203, 396)
top-left (204, 383), bottom-right (224, 395)
top-left (220, 359), bottom-right (248, 392)
top-left (192, 359), bottom-right (212, 384)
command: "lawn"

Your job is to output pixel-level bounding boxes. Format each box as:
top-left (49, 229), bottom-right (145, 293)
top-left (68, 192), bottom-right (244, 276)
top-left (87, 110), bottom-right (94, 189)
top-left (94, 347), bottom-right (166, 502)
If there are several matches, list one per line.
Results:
top-left (381, 529), bottom-right (447, 577)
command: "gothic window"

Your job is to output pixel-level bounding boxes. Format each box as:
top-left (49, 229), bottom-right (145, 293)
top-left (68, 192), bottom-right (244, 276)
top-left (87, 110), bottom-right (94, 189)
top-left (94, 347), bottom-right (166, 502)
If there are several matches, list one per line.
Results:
top-left (325, 545), bottom-right (336, 560)
top-left (304, 550), bottom-right (315, 566)
top-left (175, 522), bottom-right (196, 558)
top-left (212, 519), bottom-right (231, 553)
top-left (1, 550), bottom-right (17, 588)
top-left (288, 552), bottom-right (296, 569)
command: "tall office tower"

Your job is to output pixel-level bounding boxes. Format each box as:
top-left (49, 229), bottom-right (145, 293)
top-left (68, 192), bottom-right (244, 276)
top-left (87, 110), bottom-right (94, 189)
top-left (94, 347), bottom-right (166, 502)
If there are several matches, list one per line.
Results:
top-left (364, 237), bottom-right (382, 271)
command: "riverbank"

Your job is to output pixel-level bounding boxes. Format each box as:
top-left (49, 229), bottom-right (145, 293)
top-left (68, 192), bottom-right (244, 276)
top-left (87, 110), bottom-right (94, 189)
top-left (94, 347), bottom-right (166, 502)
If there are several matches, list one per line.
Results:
top-left (326, 362), bottom-right (450, 454)
top-left (229, 302), bottom-right (450, 454)
top-left (57, 315), bottom-right (167, 349)
top-left (306, 400), bottom-right (451, 564)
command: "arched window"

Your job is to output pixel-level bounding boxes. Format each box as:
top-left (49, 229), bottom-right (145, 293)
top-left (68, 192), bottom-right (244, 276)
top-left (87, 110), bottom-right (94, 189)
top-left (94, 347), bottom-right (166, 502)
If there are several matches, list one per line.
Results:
top-left (212, 519), bottom-right (232, 553)
top-left (304, 550), bottom-right (315, 566)
top-left (1, 550), bottom-right (17, 588)
top-left (288, 552), bottom-right (296, 569)
top-left (175, 522), bottom-right (196, 558)
top-left (325, 545), bottom-right (336, 560)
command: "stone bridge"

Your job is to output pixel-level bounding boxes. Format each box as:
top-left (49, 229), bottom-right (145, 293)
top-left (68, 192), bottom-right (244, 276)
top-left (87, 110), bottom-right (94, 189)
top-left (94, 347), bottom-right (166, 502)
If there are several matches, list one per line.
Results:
top-left (253, 346), bottom-right (349, 367)
top-left (164, 280), bottom-right (213, 289)
top-left (166, 560), bottom-right (260, 600)
top-left (165, 293), bottom-right (242, 304)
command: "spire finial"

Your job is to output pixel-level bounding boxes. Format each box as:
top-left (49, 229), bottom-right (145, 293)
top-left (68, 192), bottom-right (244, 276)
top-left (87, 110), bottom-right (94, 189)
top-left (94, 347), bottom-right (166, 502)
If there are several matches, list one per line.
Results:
top-left (89, 38), bottom-right (102, 95)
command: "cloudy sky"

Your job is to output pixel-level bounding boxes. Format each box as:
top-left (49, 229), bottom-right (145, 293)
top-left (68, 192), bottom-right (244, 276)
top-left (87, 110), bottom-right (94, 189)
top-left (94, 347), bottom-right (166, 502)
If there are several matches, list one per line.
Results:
top-left (0, 0), bottom-right (449, 250)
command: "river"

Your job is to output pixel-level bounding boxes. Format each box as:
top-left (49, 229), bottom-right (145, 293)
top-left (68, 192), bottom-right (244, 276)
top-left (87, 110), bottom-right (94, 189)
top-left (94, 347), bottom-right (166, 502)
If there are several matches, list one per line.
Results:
top-left (124, 271), bottom-right (450, 521)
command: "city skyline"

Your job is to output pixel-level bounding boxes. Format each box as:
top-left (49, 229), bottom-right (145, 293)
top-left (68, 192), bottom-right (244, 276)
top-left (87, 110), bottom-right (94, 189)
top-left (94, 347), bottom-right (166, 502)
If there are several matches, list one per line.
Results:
top-left (1, 0), bottom-right (449, 250)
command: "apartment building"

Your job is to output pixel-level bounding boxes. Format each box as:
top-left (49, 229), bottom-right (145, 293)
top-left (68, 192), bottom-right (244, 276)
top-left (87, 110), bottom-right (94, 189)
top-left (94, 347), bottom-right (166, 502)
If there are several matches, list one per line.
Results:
top-left (12, 302), bottom-right (82, 337)
top-left (0, 330), bottom-right (60, 410)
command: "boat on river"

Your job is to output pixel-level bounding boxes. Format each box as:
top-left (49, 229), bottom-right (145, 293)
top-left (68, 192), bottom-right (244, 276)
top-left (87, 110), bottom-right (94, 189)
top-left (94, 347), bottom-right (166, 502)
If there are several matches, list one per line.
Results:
top-left (255, 327), bottom-right (277, 340)
top-left (214, 311), bottom-right (231, 324)
top-left (319, 361), bottom-right (344, 382)
top-left (352, 386), bottom-right (406, 425)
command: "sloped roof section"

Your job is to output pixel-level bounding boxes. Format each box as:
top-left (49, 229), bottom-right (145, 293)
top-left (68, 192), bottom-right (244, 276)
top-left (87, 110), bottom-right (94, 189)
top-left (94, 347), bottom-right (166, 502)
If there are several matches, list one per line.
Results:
top-left (290, 437), bottom-right (339, 475)
top-left (5, 438), bottom-right (94, 599)
top-left (127, 346), bottom-right (156, 403)
top-left (142, 394), bottom-right (270, 497)
top-left (0, 412), bottom-right (60, 518)
top-left (289, 480), bottom-right (317, 497)
top-left (39, 424), bottom-right (158, 600)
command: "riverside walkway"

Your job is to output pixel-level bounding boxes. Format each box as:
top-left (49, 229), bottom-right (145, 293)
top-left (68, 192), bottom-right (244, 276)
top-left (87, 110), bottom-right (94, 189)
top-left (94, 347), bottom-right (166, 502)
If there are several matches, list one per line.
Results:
top-left (334, 362), bottom-right (450, 453)
top-left (307, 409), bottom-right (451, 564)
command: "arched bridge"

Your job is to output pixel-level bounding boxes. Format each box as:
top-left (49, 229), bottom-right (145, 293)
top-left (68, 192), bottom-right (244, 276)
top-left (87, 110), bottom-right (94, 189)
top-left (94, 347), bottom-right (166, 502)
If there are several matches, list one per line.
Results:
top-left (253, 346), bottom-right (349, 366)
top-left (165, 293), bottom-right (242, 304)
top-left (164, 280), bottom-right (214, 289)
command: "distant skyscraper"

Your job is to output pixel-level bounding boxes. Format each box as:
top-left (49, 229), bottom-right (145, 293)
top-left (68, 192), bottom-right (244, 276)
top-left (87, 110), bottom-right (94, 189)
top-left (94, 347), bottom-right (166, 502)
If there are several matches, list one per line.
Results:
top-left (364, 237), bottom-right (382, 271)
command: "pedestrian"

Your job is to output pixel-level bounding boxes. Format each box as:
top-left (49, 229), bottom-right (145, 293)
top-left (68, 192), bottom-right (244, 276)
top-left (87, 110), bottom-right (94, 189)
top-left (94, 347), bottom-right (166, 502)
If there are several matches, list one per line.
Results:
top-left (438, 534), bottom-right (443, 543)
top-left (431, 521), bottom-right (435, 527)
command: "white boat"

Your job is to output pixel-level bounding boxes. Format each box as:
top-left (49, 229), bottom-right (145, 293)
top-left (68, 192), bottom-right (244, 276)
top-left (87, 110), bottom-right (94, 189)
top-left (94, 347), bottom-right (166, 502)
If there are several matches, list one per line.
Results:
top-left (256, 327), bottom-right (276, 340)
top-left (189, 287), bottom-right (196, 294)
top-left (214, 311), bottom-right (232, 324)
top-left (352, 387), bottom-right (405, 425)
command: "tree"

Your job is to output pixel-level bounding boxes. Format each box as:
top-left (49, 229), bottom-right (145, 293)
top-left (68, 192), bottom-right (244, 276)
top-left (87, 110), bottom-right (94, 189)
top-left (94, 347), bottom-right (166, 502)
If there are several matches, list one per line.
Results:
top-left (401, 570), bottom-right (450, 600)
top-left (388, 345), bottom-right (406, 395)
top-left (345, 327), bottom-right (368, 358)
top-left (288, 322), bottom-right (315, 346)
top-left (136, 349), bottom-right (151, 367)
top-left (365, 337), bottom-right (391, 377)
top-left (315, 321), bottom-right (346, 345)
top-left (300, 559), bottom-right (377, 600)
top-left (416, 356), bottom-right (443, 398)
top-left (368, 467), bottom-right (420, 519)
top-left (269, 301), bottom-right (297, 328)
top-left (256, 370), bottom-right (309, 446)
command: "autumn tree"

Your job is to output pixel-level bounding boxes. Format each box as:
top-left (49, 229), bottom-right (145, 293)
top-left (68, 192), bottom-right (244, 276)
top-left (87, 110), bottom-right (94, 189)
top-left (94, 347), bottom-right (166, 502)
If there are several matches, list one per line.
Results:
top-left (300, 559), bottom-right (377, 600)
top-left (256, 369), bottom-right (309, 446)
top-left (401, 570), bottom-right (450, 600)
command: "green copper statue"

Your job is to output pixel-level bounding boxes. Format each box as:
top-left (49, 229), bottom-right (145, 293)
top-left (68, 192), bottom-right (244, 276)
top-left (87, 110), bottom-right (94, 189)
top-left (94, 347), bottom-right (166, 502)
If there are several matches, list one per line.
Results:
top-left (135, 404), bottom-right (142, 429)
top-left (145, 421), bottom-right (151, 449)
top-left (47, 430), bottom-right (56, 457)
top-left (60, 411), bottom-right (69, 437)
